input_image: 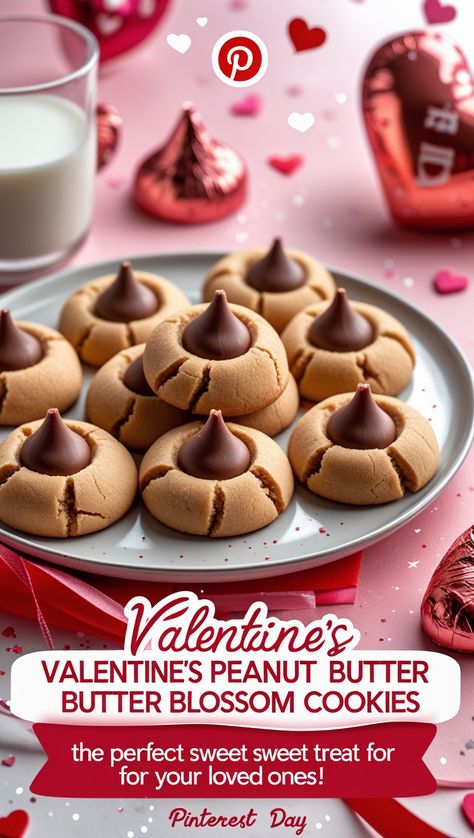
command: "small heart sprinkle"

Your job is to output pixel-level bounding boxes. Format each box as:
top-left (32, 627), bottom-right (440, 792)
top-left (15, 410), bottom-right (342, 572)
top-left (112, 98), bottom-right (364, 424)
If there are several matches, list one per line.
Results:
top-left (268, 154), bottom-right (304, 175)
top-left (0, 810), bottom-right (29, 838)
top-left (462, 793), bottom-right (474, 829)
top-left (288, 111), bottom-right (315, 133)
top-left (423, 0), bottom-right (457, 25)
top-left (433, 269), bottom-right (469, 294)
top-left (196, 17), bottom-right (207, 27)
top-left (1, 627), bottom-right (16, 638)
top-left (166, 33), bottom-right (191, 54)
top-left (2, 756), bottom-right (16, 768)
top-left (230, 94), bottom-right (262, 117)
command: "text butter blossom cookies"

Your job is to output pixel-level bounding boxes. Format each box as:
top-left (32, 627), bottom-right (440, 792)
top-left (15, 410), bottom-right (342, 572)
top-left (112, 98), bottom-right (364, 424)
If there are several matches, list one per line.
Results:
top-left (0, 310), bottom-right (82, 425)
top-left (281, 288), bottom-right (415, 401)
top-left (0, 409), bottom-right (137, 536)
top-left (203, 239), bottom-right (335, 333)
top-left (140, 410), bottom-right (294, 537)
top-left (59, 260), bottom-right (189, 366)
top-left (289, 384), bottom-right (438, 505)
top-left (143, 290), bottom-right (290, 417)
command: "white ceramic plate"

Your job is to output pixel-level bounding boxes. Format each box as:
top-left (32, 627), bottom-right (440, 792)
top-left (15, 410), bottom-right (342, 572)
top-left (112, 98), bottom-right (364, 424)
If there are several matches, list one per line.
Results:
top-left (0, 252), bottom-right (473, 582)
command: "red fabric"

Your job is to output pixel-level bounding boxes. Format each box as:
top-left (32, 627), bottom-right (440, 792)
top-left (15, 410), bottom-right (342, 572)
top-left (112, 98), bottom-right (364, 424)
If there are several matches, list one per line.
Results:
top-left (344, 798), bottom-right (452, 838)
top-left (0, 543), bottom-right (362, 646)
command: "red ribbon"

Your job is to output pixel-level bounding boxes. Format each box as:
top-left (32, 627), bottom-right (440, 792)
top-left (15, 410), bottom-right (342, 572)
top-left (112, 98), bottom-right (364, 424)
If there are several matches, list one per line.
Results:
top-left (344, 798), bottom-right (452, 837)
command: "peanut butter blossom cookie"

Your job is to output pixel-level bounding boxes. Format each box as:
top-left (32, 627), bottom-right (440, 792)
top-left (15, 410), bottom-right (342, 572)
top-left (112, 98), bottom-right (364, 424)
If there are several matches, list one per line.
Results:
top-left (281, 288), bottom-right (415, 401)
top-left (203, 238), bottom-right (335, 333)
top-left (59, 260), bottom-right (189, 367)
top-left (86, 344), bottom-right (189, 451)
top-left (289, 384), bottom-right (438, 505)
top-left (0, 310), bottom-right (82, 425)
top-left (140, 410), bottom-right (294, 537)
top-left (143, 290), bottom-right (289, 416)
top-left (0, 409), bottom-right (137, 537)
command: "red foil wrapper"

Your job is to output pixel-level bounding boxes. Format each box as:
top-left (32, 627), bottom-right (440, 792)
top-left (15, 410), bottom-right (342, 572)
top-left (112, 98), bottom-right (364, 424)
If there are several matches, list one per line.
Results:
top-left (134, 105), bottom-right (247, 224)
top-left (97, 104), bottom-right (122, 170)
top-left (363, 32), bottom-right (474, 230)
top-left (421, 525), bottom-right (474, 653)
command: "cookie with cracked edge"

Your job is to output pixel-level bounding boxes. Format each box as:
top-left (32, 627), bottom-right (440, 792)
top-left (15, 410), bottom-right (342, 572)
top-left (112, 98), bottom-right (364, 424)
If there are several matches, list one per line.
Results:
top-left (139, 419), bottom-right (294, 537)
top-left (227, 374), bottom-right (299, 437)
top-left (86, 344), bottom-right (190, 452)
top-left (142, 300), bottom-right (289, 416)
top-left (0, 417), bottom-right (137, 537)
top-left (203, 241), bottom-right (335, 334)
top-left (0, 318), bottom-right (83, 425)
top-left (288, 392), bottom-right (439, 505)
top-left (281, 296), bottom-right (415, 401)
top-left (59, 262), bottom-right (189, 367)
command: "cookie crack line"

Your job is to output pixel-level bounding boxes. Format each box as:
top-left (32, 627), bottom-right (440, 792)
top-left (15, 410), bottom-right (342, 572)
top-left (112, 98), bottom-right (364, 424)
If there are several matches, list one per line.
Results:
top-left (92, 474), bottom-right (107, 502)
top-left (59, 478), bottom-right (78, 537)
top-left (75, 323), bottom-right (95, 354)
top-left (140, 465), bottom-right (175, 493)
top-left (250, 466), bottom-right (284, 513)
top-left (154, 357), bottom-right (188, 392)
top-left (113, 396), bottom-right (137, 439)
top-left (208, 483), bottom-right (225, 536)
top-left (255, 344), bottom-right (283, 389)
top-left (0, 464), bottom-right (21, 488)
top-left (386, 452), bottom-right (409, 494)
top-left (303, 446), bottom-right (332, 484)
top-left (290, 348), bottom-right (313, 383)
top-left (189, 365), bottom-right (211, 413)
top-left (355, 354), bottom-right (382, 386)
top-left (0, 375), bottom-right (8, 415)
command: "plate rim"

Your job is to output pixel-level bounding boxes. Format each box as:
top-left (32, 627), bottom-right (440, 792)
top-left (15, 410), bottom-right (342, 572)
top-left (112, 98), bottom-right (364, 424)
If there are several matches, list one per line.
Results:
top-left (0, 250), bottom-right (473, 581)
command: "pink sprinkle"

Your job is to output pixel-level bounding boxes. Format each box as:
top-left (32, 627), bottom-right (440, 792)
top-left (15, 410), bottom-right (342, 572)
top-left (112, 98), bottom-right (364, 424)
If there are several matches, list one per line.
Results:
top-left (106, 176), bottom-right (125, 190)
top-left (7, 645), bottom-right (22, 654)
top-left (380, 618), bottom-right (387, 623)
top-left (1, 627), bottom-right (16, 638)
top-left (286, 84), bottom-right (303, 97)
top-left (2, 755), bottom-right (16, 767)
top-left (433, 269), bottom-right (469, 295)
top-left (0, 672), bottom-right (5, 676)
top-left (319, 527), bottom-right (326, 534)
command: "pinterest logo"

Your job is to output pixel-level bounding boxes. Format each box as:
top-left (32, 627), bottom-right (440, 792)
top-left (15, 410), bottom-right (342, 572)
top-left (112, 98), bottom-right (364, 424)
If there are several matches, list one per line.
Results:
top-left (212, 30), bottom-right (268, 87)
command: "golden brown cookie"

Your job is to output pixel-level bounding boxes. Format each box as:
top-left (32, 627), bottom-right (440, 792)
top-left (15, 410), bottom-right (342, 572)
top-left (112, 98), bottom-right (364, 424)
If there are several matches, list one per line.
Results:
top-left (143, 291), bottom-right (289, 416)
top-left (281, 289), bottom-right (415, 401)
top-left (59, 261), bottom-right (189, 367)
top-left (86, 344), bottom-right (189, 451)
top-left (139, 411), bottom-right (294, 537)
top-left (203, 238), bottom-right (335, 333)
top-left (289, 385), bottom-right (439, 505)
top-left (227, 374), bottom-right (299, 437)
top-left (0, 411), bottom-right (137, 537)
top-left (0, 312), bottom-right (82, 425)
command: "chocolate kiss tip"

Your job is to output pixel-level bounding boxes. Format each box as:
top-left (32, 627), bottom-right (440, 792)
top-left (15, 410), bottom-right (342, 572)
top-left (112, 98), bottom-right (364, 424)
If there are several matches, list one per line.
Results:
top-left (20, 408), bottom-right (91, 476)
top-left (0, 309), bottom-right (43, 372)
top-left (182, 290), bottom-right (251, 360)
top-left (309, 287), bottom-right (374, 352)
top-left (326, 384), bottom-right (397, 450)
top-left (178, 409), bottom-right (251, 480)
top-left (123, 354), bottom-right (154, 397)
top-left (246, 237), bottom-right (305, 293)
top-left (95, 261), bottom-right (158, 323)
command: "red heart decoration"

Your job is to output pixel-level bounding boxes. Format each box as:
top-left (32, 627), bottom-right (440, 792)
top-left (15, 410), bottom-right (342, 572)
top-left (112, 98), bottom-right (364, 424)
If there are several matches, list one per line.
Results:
top-left (421, 525), bottom-right (474, 653)
top-left (48, 0), bottom-right (170, 63)
top-left (0, 811), bottom-right (30, 838)
top-left (462, 794), bottom-right (474, 829)
top-left (1, 627), bottom-right (16, 638)
top-left (423, 0), bottom-right (457, 24)
top-left (288, 18), bottom-right (327, 52)
top-left (433, 269), bottom-right (469, 294)
top-left (268, 154), bottom-right (304, 175)
top-left (1, 756), bottom-right (16, 767)
top-left (363, 32), bottom-right (474, 230)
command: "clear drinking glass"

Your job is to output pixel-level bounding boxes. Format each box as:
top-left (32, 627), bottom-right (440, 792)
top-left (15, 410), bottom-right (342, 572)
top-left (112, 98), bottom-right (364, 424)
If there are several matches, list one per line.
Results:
top-left (0, 14), bottom-right (98, 273)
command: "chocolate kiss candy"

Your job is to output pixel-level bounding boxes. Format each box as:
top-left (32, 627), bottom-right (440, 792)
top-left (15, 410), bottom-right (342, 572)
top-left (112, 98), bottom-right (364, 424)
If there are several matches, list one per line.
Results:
top-left (123, 354), bottom-right (154, 396)
top-left (421, 525), bottom-right (474, 653)
top-left (327, 383), bottom-right (397, 449)
top-left (20, 409), bottom-right (91, 476)
top-left (0, 310), bottom-right (42, 372)
top-left (178, 409), bottom-right (251, 480)
top-left (95, 262), bottom-right (158, 322)
top-left (308, 288), bottom-right (374, 352)
top-left (134, 104), bottom-right (247, 224)
top-left (182, 290), bottom-right (251, 360)
top-left (246, 238), bottom-right (305, 293)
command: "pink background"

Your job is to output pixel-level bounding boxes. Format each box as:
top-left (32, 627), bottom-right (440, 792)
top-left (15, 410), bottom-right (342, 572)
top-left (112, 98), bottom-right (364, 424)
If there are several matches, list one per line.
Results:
top-left (1, 0), bottom-right (474, 835)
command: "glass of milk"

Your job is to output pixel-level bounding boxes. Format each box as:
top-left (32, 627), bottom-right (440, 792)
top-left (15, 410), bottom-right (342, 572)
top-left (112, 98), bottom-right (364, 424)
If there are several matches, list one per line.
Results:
top-left (0, 14), bottom-right (99, 274)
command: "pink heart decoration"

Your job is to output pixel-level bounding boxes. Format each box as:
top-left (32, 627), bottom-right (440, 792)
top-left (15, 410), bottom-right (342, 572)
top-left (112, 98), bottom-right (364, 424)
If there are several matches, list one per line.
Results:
top-left (423, 0), bottom-right (457, 24)
top-left (48, 0), bottom-right (170, 63)
top-left (230, 95), bottom-right (263, 117)
top-left (433, 269), bottom-right (469, 294)
top-left (0, 811), bottom-right (29, 838)
top-left (268, 154), bottom-right (304, 175)
top-left (462, 794), bottom-right (474, 829)
top-left (1, 756), bottom-right (16, 767)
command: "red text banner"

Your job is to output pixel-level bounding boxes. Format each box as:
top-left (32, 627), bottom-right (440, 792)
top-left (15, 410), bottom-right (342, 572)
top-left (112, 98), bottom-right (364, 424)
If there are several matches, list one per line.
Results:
top-left (31, 722), bottom-right (436, 798)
